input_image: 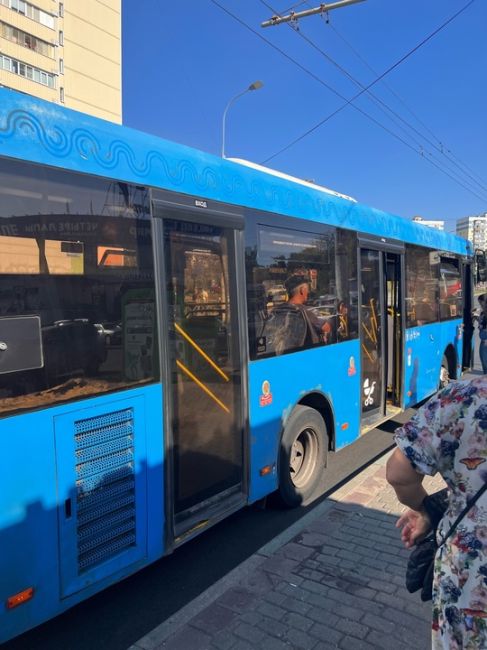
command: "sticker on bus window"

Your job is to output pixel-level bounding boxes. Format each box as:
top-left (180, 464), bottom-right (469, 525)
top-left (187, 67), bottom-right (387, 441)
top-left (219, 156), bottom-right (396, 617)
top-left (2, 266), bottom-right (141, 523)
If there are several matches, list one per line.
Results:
top-left (363, 378), bottom-right (376, 407)
top-left (257, 336), bottom-right (267, 354)
top-left (259, 380), bottom-right (273, 406)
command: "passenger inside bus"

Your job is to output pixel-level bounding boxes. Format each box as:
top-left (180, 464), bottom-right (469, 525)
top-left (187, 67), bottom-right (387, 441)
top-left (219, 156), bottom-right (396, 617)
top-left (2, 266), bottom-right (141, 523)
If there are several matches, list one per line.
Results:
top-left (269, 274), bottom-right (334, 351)
top-left (414, 286), bottom-right (437, 325)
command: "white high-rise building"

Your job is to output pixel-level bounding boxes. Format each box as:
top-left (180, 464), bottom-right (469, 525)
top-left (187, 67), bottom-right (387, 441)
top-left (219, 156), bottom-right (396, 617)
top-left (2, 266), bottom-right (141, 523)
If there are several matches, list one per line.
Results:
top-left (412, 216), bottom-right (445, 230)
top-left (456, 213), bottom-right (487, 251)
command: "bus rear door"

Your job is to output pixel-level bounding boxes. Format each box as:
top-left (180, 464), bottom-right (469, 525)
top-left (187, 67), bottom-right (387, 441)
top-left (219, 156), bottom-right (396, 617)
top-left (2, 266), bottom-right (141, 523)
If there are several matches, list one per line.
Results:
top-left (359, 237), bottom-right (404, 431)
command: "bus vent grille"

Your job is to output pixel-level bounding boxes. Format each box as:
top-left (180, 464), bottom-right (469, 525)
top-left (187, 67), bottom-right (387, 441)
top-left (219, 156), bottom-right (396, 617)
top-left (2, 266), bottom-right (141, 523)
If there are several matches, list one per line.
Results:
top-left (74, 408), bottom-right (136, 573)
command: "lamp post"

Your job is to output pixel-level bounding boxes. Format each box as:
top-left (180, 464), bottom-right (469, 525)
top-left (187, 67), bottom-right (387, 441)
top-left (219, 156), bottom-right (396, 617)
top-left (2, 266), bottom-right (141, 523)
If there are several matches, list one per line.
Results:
top-left (221, 80), bottom-right (263, 158)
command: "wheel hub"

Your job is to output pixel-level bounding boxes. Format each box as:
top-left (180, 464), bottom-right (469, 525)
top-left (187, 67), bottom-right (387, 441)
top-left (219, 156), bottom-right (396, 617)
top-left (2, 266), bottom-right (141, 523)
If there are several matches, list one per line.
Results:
top-left (290, 427), bottom-right (319, 488)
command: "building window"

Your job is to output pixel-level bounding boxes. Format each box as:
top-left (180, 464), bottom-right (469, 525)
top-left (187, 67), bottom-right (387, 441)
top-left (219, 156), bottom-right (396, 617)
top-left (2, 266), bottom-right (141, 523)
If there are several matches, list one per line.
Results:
top-left (59, 2), bottom-right (63, 17)
top-left (59, 58), bottom-right (63, 74)
top-left (0, 51), bottom-right (56, 87)
top-left (8, 0), bottom-right (55, 29)
top-left (0, 54), bottom-right (11, 71)
top-left (10, 0), bottom-right (26, 13)
top-left (59, 30), bottom-right (63, 46)
top-left (0, 21), bottom-right (55, 57)
top-left (59, 86), bottom-right (64, 103)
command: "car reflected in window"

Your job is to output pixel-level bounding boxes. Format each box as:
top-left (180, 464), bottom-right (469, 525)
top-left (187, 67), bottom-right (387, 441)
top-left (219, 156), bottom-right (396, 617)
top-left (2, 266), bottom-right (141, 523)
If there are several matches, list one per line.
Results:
top-left (94, 322), bottom-right (122, 346)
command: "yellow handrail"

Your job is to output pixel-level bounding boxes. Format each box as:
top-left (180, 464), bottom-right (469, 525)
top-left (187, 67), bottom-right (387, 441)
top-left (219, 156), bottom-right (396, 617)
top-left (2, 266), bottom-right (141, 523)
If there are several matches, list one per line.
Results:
top-left (175, 322), bottom-right (229, 382)
top-left (176, 360), bottom-right (230, 414)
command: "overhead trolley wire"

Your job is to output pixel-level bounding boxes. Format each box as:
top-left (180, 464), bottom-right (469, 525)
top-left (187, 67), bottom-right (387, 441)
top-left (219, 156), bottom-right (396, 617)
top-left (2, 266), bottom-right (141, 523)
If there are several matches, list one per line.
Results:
top-left (210, 0), bottom-right (487, 203)
top-left (326, 18), bottom-right (487, 193)
top-left (279, 0), bottom-right (308, 15)
top-left (260, 0), bottom-right (487, 198)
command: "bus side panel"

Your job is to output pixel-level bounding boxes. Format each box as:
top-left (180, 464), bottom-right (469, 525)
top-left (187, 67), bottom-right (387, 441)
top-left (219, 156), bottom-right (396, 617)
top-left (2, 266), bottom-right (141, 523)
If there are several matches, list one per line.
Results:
top-left (0, 384), bottom-right (164, 643)
top-left (403, 320), bottom-right (463, 408)
top-left (0, 409), bottom-right (59, 642)
top-left (247, 341), bottom-right (361, 503)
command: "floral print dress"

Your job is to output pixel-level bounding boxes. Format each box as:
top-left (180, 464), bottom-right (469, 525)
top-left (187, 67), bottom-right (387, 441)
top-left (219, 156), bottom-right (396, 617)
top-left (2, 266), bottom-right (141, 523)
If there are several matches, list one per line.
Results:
top-left (395, 377), bottom-right (487, 649)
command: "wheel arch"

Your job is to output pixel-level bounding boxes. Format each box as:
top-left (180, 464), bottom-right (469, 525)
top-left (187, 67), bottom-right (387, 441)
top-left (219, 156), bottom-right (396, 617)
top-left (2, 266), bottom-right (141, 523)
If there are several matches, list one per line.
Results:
top-left (294, 390), bottom-right (335, 452)
top-left (443, 343), bottom-right (458, 380)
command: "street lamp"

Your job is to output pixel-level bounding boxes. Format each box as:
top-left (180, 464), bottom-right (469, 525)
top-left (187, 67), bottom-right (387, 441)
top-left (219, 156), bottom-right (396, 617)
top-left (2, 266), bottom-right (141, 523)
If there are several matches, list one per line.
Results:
top-left (221, 80), bottom-right (264, 158)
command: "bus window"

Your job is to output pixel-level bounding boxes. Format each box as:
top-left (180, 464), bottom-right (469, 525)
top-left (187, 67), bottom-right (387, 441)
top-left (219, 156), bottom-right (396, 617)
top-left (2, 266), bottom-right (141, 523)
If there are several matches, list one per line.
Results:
top-left (0, 158), bottom-right (158, 415)
top-left (246, 225), bottom-right (358, 357)
top-left (405, 245), bottom-right (439, 326)
top-left (335, 228), bottom-right (358, 341)
top-left (439, 256), bottom-right (462, 320)
top-left (247, 224), bottom-right (336, 357)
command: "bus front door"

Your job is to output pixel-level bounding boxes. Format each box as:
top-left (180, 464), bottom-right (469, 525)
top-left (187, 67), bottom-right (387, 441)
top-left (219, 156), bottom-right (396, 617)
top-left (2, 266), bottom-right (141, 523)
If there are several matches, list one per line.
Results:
top-left (162, 216), bottom-right (245, 542)
top-left (359, 246), bottom-right (403, 431)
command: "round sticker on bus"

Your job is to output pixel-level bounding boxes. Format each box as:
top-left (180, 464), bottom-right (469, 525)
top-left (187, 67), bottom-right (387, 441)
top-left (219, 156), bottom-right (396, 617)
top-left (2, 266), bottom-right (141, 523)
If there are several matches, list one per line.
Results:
top-left (260, 380), bottom-right (273, 407)
top-left (348, 356), bottom-right (356, 376)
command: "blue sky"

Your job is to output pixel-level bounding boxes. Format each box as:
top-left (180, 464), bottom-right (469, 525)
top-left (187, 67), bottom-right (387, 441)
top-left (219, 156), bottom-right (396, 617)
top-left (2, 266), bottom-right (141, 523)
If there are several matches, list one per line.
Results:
top-left (122, 1), bottom-right (486, 232)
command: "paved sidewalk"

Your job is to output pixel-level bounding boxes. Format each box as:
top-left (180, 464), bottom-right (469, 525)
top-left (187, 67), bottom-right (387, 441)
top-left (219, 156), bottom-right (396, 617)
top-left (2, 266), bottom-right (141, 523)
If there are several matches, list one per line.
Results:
top-left (130, 452), bottom-right (445, 650)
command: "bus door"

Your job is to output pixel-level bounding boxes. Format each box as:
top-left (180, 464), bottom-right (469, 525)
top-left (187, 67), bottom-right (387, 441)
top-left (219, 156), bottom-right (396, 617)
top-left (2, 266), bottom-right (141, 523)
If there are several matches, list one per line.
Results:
top-left (152, 194), bottom-right (246, 543)
top-left (359, 239), bottom-right (403, 431)
top-left (462, 260), bottom-right (474, 370)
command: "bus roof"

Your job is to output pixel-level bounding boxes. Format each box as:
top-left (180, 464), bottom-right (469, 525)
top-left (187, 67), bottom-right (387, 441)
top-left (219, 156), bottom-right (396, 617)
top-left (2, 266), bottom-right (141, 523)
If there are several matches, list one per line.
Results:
top-left (228, 158), bottom-right (357, 203)
top-left (0, 87), bottom-right (469, 257)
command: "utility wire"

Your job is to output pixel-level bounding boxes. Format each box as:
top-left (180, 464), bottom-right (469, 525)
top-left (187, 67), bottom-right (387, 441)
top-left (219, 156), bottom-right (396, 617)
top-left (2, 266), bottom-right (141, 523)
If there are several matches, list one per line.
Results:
top-left (325, 19), bottom-right (487, 191)
top-left (260, 0), bottom-right (487, 198)
top-left (261, 0), bottom-right (475, 160)
top-left (328, 22), bottom-right (447, 144)
top-left (280, 0), bottom-right (308, 15)
top-left (210, 0), bottom-right (487, 203)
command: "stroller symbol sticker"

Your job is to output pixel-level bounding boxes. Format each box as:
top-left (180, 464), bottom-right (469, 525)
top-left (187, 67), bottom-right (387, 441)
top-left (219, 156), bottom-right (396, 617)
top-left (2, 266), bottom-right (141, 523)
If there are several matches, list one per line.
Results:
top-left (363, 378), bottom-right (376, 407)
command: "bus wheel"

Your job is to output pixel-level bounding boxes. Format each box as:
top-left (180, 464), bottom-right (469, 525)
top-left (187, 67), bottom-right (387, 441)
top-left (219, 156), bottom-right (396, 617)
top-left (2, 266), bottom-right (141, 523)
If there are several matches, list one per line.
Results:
top-left (439, 355), bottom-right (450, 390)
top-left (277, 405), bottom-right (328, 507)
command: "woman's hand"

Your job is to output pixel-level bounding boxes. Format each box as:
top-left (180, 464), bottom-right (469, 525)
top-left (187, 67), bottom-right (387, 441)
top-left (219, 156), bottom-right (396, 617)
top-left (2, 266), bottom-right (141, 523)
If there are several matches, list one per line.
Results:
top-left (396, 508), bottom-right (432, 549)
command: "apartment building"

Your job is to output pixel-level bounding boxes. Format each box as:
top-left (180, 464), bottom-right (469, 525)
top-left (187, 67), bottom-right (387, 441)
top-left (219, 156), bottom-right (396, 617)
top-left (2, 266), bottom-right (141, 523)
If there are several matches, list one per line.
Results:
top-left (457, 213), bottom-right (487, 252)
top-left (0, 0), bottom-right (121, 123)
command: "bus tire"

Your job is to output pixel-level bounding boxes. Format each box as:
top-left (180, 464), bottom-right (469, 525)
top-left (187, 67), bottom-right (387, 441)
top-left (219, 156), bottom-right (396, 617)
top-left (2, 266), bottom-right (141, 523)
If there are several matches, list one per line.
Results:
top-left (439, 355), bottom-right (450, 390)
top-left (277, 405), bottom-right (328, 508)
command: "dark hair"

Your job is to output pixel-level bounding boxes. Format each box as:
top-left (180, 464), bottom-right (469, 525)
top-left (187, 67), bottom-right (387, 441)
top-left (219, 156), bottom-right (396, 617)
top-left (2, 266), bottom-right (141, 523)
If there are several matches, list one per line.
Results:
top-left (479, 294), bottom-right (487, 304)
top-left (285, 274), bottom-right (308, 295)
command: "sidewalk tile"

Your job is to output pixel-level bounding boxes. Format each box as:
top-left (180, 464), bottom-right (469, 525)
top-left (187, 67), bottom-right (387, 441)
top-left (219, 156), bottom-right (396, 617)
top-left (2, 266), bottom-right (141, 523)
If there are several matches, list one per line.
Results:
top-left (133, 450), bottom-right (438, 650)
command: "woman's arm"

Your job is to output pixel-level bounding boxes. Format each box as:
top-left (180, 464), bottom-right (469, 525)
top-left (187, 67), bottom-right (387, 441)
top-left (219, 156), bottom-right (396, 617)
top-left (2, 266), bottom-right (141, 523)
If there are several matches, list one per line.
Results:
top-left (386, 447), bottom-right (428, 510)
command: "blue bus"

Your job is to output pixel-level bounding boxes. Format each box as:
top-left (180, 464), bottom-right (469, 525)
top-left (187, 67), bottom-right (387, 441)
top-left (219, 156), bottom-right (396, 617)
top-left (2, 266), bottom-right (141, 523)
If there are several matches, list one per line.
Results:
top-left (0, 87), bottom-right (476, 642)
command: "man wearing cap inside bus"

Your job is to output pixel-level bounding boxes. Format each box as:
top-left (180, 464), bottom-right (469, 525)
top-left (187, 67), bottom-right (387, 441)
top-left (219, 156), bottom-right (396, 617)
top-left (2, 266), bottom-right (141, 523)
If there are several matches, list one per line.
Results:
top-left (278, 273), bottom-right (333, 347)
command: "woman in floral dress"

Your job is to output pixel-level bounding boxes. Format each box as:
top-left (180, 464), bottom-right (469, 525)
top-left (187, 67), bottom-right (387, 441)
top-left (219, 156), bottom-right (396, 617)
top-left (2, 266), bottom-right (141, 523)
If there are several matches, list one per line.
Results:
top-left (386, 376), bottom-right (487, 649)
